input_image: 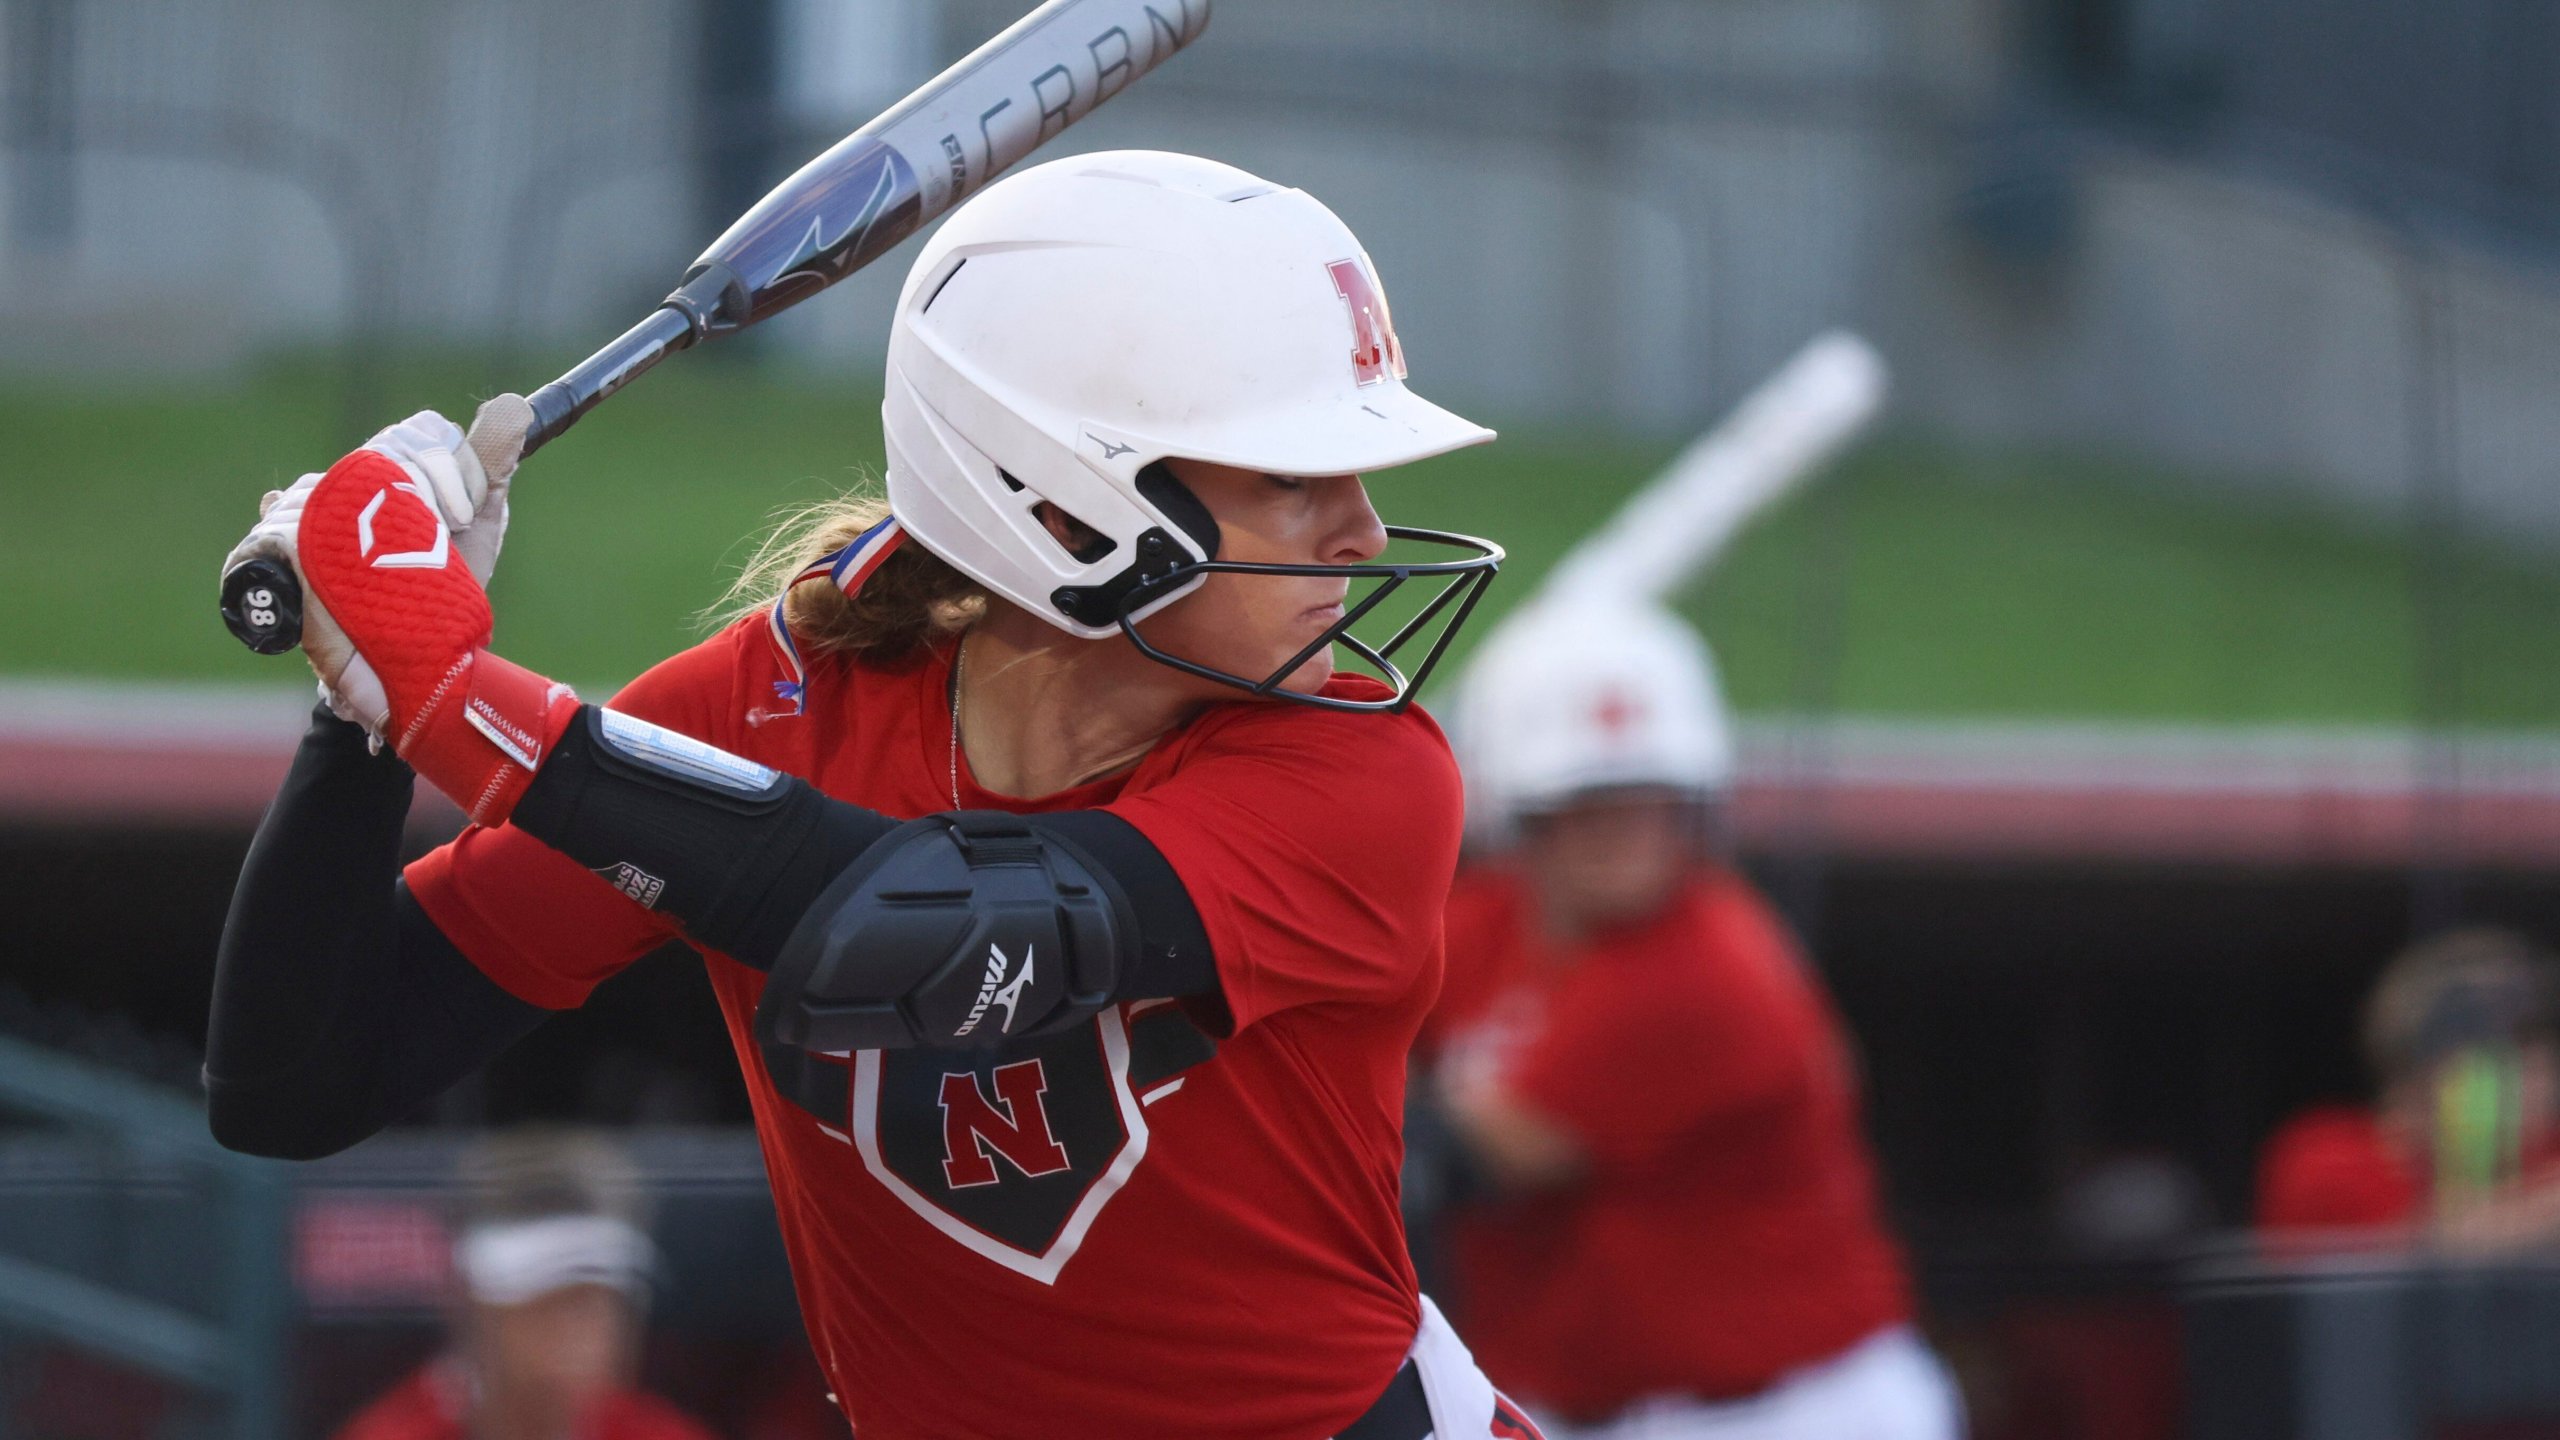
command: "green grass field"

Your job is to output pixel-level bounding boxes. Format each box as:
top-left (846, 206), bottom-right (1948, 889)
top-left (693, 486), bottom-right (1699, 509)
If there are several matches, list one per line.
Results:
top-left (6, 355), bottom-right (2553, 726)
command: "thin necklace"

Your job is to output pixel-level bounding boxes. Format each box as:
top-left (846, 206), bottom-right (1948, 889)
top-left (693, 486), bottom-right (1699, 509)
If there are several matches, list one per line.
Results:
top-left (947, 632), bottom-right (966, 809)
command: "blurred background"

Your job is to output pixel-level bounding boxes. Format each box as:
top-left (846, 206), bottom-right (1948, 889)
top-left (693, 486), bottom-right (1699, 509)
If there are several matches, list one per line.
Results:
top-left (5, 0), bottom-right (2560, 1436)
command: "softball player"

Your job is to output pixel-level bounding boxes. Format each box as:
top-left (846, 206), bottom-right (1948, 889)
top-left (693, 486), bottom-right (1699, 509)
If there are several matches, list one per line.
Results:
top-left (208, 151), bottom-right (1540, 1440)
top-left (2258, 927), bottom-right (2560, 1248)
top-left (1426, 596), bottom-right (1961, 1440)
top-left (331, 1132), bottom-right (709, 1440)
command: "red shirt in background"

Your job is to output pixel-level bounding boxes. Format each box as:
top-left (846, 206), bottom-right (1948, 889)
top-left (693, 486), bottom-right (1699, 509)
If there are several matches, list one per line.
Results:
top-left (330, 1363), bottom-right (716, 1440)
top-left (407, 621), bottom-right (1462, 1440)
top-left (2254, 1106), bottom-right (2422, 1231)
top-left (1426, 867), bottom-right (1912, 1422)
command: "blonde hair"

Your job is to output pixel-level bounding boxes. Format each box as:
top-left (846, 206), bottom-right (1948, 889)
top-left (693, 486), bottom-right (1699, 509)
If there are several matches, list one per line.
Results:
top-left (713, 486), bottom-right (987, 662)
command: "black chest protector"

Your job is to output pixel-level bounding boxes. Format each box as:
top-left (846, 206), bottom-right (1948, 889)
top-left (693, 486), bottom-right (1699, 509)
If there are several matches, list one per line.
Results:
top-left (757, 811), bottom-right (1125, 1052)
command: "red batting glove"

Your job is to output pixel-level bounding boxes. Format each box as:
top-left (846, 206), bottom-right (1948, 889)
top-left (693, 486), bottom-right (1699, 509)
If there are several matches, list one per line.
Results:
top-left (293, 447), bottom-right (578, 826)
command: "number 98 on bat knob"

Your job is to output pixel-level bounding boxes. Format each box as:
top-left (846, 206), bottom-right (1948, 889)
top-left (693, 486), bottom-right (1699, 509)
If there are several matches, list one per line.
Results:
top-left (220, 558), bottom-right (304, 655)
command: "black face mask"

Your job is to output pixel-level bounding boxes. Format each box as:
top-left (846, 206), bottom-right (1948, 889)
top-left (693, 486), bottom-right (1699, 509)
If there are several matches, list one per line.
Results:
top-left (1040, 462), bottom-right (1504, 713)
top-left (1118, 527), bottom-right (1504, 713)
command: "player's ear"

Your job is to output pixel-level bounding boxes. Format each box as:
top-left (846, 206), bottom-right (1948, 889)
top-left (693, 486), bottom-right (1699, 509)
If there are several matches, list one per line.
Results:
top-left (1030, 500), bottom-right (1116, 563)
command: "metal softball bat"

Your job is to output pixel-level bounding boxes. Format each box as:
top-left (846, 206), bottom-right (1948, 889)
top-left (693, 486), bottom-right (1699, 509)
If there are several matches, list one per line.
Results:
top-left (222, 0), bottom-right (1209, 654)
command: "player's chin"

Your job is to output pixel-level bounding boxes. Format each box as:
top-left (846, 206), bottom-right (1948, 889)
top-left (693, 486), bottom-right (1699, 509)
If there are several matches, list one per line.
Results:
top-left (1271, 649), bottom-right (1337, 696)
top-left (1263, 607), bottom-right (1345, 696)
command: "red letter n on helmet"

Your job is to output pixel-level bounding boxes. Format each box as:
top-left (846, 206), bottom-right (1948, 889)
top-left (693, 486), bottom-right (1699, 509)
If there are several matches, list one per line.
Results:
top-left (1328, 257), bottom-right (1407, 386)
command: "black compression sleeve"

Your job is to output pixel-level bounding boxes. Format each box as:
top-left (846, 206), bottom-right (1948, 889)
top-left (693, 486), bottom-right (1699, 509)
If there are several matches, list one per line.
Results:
top-left (206, 707), bottom-right (544, 1159)
top-left (510, 707), bottom-right (1217, 1000)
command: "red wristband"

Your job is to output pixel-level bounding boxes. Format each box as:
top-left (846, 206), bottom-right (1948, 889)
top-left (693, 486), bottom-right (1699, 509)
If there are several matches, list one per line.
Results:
top-left (295, 445), bottom-right (576, 826)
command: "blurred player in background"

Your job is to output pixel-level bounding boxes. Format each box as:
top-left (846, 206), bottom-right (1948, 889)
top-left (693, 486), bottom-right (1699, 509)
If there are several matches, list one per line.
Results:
top-left (1422, 595), bottom-right (1961, 1439)
top-left (2257, 928), bottom-right (2560, 1253)
top-left (332, 1130), bottom-right (715, 1440)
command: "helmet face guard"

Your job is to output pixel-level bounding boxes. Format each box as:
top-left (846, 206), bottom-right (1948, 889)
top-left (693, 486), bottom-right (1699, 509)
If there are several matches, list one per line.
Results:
top-left (881, 152), bottom-right (1501, 653)
top-left (1107, 526), bottom-right (1503, 713)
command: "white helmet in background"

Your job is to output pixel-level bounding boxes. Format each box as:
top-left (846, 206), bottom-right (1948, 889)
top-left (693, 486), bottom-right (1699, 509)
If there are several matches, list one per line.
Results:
top-left (1452, 594), bottom-right (1735, 833)
top-left (880, 150), bottom-right (1501, 707)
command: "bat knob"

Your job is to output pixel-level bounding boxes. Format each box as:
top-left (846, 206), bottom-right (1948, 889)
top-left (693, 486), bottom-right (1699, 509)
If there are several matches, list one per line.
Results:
top-left (220, 557), bottom-right (305, 655)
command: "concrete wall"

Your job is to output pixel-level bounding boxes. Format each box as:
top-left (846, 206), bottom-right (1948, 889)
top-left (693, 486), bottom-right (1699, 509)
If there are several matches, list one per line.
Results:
top-left (1882, 142), bottom-right (2560, 541)
top-left (0, 0), bottom-right (696, 369)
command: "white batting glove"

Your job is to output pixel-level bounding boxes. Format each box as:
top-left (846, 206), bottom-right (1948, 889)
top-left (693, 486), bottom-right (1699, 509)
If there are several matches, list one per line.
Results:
top-left (223, 400), bottom-right (533, 740)
top-left (365, 405), bottom-right (520, 586)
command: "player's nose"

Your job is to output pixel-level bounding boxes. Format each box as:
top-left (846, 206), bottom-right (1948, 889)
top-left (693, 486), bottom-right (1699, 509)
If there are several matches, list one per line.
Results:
top-left (1317, 475), bottom-right (1388, 565)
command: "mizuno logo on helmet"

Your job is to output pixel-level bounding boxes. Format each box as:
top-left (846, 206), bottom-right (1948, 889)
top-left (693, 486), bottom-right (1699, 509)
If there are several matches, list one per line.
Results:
top-left (1090, 436), bottom-right (1136, 459)
top-left (955, 942), bottom-right (1034, 1038)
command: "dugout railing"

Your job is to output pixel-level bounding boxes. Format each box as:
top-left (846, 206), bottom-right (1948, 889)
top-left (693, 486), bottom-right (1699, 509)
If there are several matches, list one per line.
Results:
top-left (0, 1034), bottom-right (290, 1440)
top-left (2185, 1244), bottom-right (2560, 1439)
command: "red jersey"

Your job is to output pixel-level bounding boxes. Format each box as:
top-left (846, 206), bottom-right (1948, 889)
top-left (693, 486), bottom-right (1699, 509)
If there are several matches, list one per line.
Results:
top-left (2256, 1102), bottom-right (2560, 1257)
top-left (408, 621), bottom-right (1463, 1440)
top-left (2255, 1106), bottom-right (2422, 1232)
top-left (1425, 867), bottom-right (1910, 1420)
top-left (330, 1363), bottom-right (716, 1440)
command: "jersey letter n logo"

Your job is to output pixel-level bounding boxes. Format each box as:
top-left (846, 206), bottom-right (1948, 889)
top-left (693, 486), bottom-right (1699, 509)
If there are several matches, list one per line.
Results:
top-left (1327, 258), bottom-right (1407, 387)
top-left (939, 1060), bottom-right (1072, 1188)
top-left (854, 1017), bottom-right (1146, 1283)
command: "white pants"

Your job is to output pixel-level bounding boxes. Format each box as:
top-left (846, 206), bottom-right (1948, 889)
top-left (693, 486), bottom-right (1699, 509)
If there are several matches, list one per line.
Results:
top-left (1338, 1294), bottom-right (1534, 1440)
top-left (1529, 1327), bottom-right (1963, 1440)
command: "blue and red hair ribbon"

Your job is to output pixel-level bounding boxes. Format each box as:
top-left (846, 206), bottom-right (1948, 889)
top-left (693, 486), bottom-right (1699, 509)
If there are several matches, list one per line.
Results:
top-left (758, 514), bottom-right (907, 722)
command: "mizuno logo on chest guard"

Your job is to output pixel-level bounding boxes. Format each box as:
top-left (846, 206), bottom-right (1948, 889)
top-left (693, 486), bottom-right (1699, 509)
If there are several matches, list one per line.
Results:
top-left (756, 811), bottom-right (1124, 1055)
top-left (955, 943), bottom-right (1035, 1039)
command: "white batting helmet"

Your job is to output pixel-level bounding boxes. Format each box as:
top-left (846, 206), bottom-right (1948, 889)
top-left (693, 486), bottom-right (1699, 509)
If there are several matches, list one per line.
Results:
top-left (1452, 593), bottom-right (1735, 832)
top-left (877, 150), bottom-right (1501, 709)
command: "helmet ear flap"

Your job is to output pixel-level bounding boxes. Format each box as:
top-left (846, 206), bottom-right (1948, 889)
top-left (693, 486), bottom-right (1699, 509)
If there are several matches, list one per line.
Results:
top-left (1004, 470), bottom-right (1123, 564)
top-left (1043, 464), bottom-right (1221, 632)
top-left (1135, 462), bottom-right (1221, 562)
